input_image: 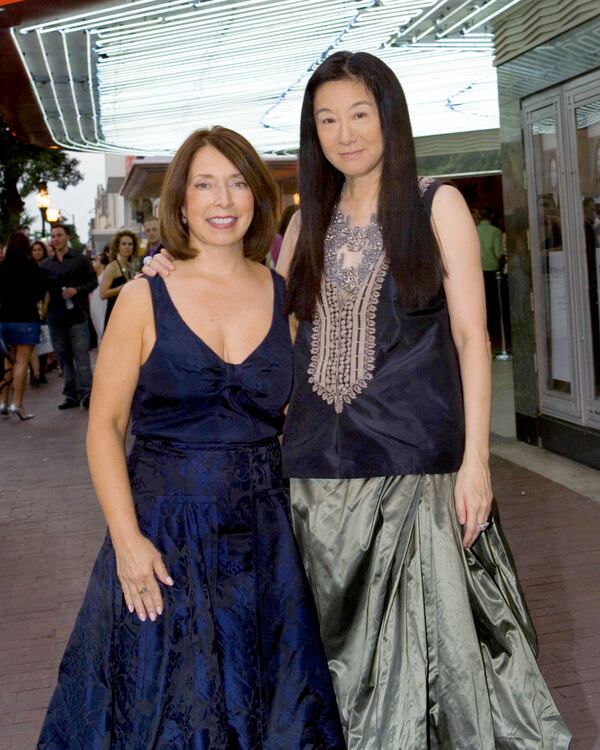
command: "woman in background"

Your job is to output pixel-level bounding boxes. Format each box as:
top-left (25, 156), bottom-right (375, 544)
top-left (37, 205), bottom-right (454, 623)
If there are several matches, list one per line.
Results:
top-left (0, 232), bottom-right (43, 420)
top-left (100, 230), bottom-right (138, 327)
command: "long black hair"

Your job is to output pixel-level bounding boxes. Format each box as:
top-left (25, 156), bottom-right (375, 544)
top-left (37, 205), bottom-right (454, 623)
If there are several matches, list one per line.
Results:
top-left (285, 51), bottom-right (445, 320)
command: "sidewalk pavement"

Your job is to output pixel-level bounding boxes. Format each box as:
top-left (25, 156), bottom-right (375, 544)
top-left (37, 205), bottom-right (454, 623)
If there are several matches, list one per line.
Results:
top-left (1, 368), bottom-right (599, 749)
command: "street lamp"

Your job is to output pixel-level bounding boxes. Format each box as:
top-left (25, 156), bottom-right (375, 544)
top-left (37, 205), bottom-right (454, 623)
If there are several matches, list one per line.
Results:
top-left (45, 207), bottom-right (61, 224)
top-left (35, 187), bottom-right (50, 235)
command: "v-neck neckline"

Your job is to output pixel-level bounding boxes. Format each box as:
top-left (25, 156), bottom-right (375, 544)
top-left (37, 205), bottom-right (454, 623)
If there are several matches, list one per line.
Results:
top-left (159, 271), bottom-right (276, 367)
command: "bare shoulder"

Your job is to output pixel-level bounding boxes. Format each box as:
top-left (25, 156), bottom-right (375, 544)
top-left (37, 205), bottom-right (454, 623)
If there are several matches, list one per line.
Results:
top-left (431, 184), bottom-right (467, 213)
top-left (113, 276), bottom-right (153, 316)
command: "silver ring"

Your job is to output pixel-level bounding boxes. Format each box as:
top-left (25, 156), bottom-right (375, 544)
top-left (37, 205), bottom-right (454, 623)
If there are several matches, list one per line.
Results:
top-left (142, 255), bottom-right (152, 267)
top-left (478, 521), bottom-right (490, 531)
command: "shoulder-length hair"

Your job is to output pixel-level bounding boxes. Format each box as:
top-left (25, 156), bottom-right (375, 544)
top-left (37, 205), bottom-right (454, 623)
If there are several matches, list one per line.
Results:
top-left (160, 126), bottom-right (278, 262)
top-left (109, 230), bottom-right (139, 261)
top-left (285, 51), bottom-right (445, 320)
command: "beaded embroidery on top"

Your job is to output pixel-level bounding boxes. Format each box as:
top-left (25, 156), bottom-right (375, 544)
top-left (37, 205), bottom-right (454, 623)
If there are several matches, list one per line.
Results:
top-left (308, 177), bottom-right (435, 413)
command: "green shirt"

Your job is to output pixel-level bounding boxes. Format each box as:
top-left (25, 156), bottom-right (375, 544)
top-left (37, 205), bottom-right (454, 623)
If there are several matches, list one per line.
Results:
top-left (477, 220), bottom-right (503, 271)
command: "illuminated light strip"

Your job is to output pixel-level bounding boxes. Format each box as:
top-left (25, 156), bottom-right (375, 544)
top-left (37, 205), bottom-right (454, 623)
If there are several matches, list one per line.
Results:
top-left (94, 6), bottom-right (357, 49)
top-left (38, 28), bottom-right (122, 151)
top-left (27, 0), bottom-right (194, 34)
top-left (94, 0), bottom-right (336, 43)
top-left (464, 0), bottom-right (524, 32)
top-left (86, 31), bottom-right (100, 142)
top-left (392, 0), bottom-right (447, 40)
top-left (20, 0), bottom-right (176, 32)
top-left (9, 27), bottom-right (73, 149)
top-left (96, 19), bottom-right (346, 57)
top-left (49, 0), bottom-right (329, 35)
top-left (61, 31), bottom-right (87, 145)
top-left (436, 0), bottom-right (501, 38)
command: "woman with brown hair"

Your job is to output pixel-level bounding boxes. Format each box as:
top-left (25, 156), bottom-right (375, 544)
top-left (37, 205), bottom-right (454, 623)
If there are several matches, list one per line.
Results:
top-left (37, 126), bottom-right (344, 750)
top-left (100, 229), bottom-right (139, 327)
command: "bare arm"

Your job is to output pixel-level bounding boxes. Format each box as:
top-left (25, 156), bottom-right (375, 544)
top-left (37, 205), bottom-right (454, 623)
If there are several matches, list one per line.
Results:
top-left (99, 262), bottom-right (121, 300)
top-left (87, 279), bottom-right (173, 620)
top-left (432, 185), bottom-right (492, 548)
top-left (275, 210), bottom-right (301, 280)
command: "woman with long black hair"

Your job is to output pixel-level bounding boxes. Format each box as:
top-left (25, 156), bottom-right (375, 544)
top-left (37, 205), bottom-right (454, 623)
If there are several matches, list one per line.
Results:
top-left (144, 51), bottom-right (570, 748)
top-left (276, 51), bottom-right (570, 749)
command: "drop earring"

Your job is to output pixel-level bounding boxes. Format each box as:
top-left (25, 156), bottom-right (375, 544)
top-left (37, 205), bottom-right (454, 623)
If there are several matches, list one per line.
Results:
top-left (181, 215), bottom-right (187, 225)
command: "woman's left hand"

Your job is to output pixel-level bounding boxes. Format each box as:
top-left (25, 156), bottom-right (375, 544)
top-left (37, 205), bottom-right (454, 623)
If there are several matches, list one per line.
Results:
top-left (454, 454), bottom-right (493, 548)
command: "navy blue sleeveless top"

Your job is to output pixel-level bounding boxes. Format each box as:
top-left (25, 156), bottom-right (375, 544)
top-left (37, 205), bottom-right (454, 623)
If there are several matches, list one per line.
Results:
top-left (131, 271), bottom-right (293, 444)
top-left (282, 180), bottom-right (465, 478)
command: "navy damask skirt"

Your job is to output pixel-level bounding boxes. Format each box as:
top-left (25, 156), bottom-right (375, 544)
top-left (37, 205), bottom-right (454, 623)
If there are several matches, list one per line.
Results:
top-left (37, 437), bottom-right (345, 750)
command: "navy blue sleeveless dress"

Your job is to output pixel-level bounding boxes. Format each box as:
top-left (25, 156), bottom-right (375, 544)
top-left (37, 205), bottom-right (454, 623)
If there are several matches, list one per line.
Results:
top-left (38, 272), bottom-right (345, 750)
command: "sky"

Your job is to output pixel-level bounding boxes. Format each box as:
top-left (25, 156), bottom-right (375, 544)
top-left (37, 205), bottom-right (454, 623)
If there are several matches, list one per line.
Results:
top-left (24, 151), bottom-right (106, 243)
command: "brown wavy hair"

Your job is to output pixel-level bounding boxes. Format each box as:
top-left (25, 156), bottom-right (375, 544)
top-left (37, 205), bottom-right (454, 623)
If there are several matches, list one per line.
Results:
top-left (159, 126), bottom-right (278, 262)
top-left (109, 230), bottom-right (139, 261)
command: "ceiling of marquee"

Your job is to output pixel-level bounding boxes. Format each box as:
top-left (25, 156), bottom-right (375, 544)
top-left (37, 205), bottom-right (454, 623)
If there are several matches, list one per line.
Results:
top-left (10, 0), bottom-right (526, 154)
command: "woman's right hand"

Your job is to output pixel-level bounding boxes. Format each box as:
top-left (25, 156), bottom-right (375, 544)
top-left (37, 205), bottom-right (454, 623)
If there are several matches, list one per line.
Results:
top-left (141, 248), bottom-right (175, 277)
top-left (114, 532), bottom-right (174, 622)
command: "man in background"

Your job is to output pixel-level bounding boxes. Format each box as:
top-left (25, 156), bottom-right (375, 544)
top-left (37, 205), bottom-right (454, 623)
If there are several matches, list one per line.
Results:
top-left (477, 207), bottom-right (504, 345)
top-left (40, 224), bottom-right (97, 410)
top-left (143, 216), bottom-right (163, 257)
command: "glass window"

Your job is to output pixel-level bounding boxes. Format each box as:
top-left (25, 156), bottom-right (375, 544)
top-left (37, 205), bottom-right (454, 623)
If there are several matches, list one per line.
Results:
top-left (574, 99), bottom-right (600, 400)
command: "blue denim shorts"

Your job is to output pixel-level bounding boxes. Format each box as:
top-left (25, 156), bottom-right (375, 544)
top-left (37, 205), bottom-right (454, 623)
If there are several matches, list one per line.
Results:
top-left (0, 321), bottom-right (41, 346)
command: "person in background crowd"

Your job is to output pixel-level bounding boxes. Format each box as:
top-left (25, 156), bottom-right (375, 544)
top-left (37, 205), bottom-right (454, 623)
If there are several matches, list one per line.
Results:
top-left (92, 243), bottom-right (111, 277)
top-left (28, 240), bottom-right (51, 387)
top-left (100, 230), bottom-right (138, 328)
top-left (269, 203), bottom-right (299, 266)
top-left (477, 206), bottom-right (504, 344)
top-left (143, 216), bottom-right (163, 257)
top-left (90, 244), bottom-right (110, 341)
top-left (0, 232), bottom-right (44, 420)
top-left (30, 240), bottom-right (48, 264)
top-left (40, 224), bottom-right (98, 410)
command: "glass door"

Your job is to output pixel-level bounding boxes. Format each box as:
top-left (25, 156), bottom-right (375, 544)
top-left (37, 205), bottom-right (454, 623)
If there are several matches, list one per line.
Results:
top-left (523, 98), bottom-right (582, 421)
top-left (565, 75), bottom-right (600, 428)
top-left (523, 70), bottom-right (600, 429)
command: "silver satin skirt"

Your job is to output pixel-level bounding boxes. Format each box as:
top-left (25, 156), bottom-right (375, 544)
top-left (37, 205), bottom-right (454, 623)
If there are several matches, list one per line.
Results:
top-left (290, 474), bottom-right (571, 750)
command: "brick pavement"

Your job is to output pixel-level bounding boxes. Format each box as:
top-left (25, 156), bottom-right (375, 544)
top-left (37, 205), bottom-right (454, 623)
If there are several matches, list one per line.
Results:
top-left (1, 370), bottom-right (599, 749)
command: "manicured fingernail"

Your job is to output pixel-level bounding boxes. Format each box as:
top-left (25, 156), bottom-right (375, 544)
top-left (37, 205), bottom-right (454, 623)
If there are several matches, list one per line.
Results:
top-left (157, 607), bottom-right (163, 616)
top-left (150, 613), bottom-right (156, 622)
top-left (166, 576), bottom-right (174, 586)
top-left (128, 605), bottom-right (134, 613)
top-left (139, 614), bottom-right (146, 622)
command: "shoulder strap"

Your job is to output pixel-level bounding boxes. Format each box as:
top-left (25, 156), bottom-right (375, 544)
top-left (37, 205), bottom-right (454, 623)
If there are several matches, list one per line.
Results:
top-left (418, 176), bottom-right (447, 215)
top-left (271, 268), bottom-right (286, 311)
top-left (140, 275), bottom-right (168, 331)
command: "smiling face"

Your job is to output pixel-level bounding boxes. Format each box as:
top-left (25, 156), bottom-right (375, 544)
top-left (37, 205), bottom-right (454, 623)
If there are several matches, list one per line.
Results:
top-left (118, 234), bottom-right (135, 259)
top-left (182, 145), bottom-right (255, 253)
top-left (314, 78), bottom-right (384, 181)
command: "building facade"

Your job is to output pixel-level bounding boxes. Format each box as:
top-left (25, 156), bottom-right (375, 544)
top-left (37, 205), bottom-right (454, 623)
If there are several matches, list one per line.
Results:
top-left (496, 0), bottom-right (600, 468)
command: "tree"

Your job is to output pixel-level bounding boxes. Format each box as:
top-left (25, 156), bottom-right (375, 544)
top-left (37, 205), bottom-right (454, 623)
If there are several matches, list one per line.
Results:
top-left (0, 117), bottom-right (83, 240)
